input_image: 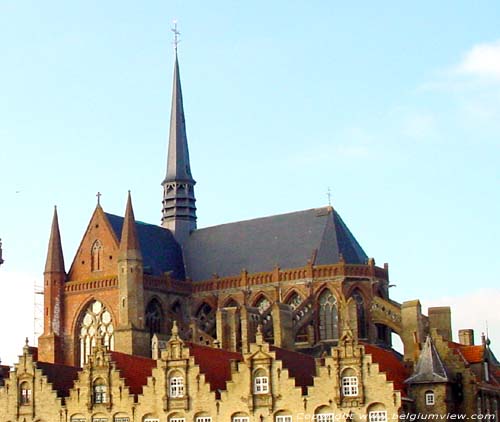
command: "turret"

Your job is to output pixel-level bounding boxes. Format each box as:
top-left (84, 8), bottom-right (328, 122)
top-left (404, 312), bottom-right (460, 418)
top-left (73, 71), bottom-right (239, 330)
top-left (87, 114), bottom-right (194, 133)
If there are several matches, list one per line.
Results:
top-left (38, 206), bottom-right (66, 363)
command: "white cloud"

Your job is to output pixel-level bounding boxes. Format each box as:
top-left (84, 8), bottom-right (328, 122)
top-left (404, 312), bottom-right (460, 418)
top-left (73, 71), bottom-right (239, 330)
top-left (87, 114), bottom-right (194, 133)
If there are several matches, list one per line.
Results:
top-left (456, 40), bottom-right (500, 81)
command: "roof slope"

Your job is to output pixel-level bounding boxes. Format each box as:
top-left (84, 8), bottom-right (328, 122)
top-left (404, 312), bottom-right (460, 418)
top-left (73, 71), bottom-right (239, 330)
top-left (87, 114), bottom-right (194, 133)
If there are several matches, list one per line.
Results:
top-left (105, 213), bottom-right (185, 279)
top-left (270, 345), bottom-right (316, 388)
top-left (406, 336), bottom-right (448, 384)
top-left (187, 343), bottom-right (242, 395)
top-left (184, 206), bottom-right (368, 281)
top-left (110, 351), bottom-right (156, 396)
top-left (36, 361), bottom-right (81, 398)
top-left (363, 343), bottom-right (410, 393)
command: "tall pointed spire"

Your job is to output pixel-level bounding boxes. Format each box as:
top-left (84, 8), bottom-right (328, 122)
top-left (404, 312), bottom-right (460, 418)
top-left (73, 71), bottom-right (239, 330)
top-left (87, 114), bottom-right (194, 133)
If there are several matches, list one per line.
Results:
top-left (405, 336), bottom-right (449, 384)
top-left (119, 191), bottom-right (142, 258)
top-left (161, 36), bottom-right (197, 244)
top-left (44, 206), bottom-right (65, 274)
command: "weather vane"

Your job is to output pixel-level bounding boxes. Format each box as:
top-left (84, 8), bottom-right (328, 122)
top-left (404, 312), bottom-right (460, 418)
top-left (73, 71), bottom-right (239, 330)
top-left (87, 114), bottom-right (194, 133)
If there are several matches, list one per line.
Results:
top-left (172, 20), bottom-right (180, 51)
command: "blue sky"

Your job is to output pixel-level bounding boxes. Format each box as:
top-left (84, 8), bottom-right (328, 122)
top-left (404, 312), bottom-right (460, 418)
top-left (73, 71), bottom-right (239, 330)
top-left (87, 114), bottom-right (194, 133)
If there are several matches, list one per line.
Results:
top-left (0, 1), bottom-right (499, 364)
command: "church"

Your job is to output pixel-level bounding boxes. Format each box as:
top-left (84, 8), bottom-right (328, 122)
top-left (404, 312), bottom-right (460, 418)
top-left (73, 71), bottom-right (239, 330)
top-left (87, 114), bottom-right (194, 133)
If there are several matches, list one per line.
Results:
top-left (0, 45), bottom-right (499, 422)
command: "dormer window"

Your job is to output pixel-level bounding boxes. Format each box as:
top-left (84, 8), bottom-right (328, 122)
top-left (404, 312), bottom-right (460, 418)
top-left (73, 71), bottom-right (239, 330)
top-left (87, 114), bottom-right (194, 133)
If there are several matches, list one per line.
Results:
top-left (342, 376), bottom-right (359, 397)
top-left (169, 375), bottom-right (184, 398)
top-left (20, 381), bottom-right (31, 405)
top-left (425, 391), bottom-right (435, 405)
top-left (93, 378), bottom-right (107, 404)
top-left (253, 369), bottom-right (269, 394)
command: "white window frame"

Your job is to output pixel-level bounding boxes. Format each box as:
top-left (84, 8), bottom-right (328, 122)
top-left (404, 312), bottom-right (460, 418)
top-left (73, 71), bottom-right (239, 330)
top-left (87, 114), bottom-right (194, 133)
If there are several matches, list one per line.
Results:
top-left (114, 418), bottom-right (130, 422)
top-left (233, 418), bottom-right (250, 422)
top-left (144, 419), bottom-right (160, 422)
top-left (425, 391), bottom-right (435, 405)
top-left (315, 415), bottom-right (334, 422)
top-left (276, 416), bottom-right (293, 422)
top-left (169, 376), bottom-right (185, 398)
top-left (369, 411), bottom-right (388, 422)
top-left (196, 418), bottom-right (212, 422)
top-left (169, 418), bottom-right (185, 422)
top-left (342, 376), bottom-right (359, 397)
top-left (92, 418), bottom-right (108, 422)
top-left (254, 376), bottom-right (269, 394)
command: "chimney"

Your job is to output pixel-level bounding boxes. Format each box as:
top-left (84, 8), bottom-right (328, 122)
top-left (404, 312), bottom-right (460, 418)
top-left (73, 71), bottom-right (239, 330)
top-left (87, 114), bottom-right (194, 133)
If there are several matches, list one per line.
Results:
top-left (458, 329), bottom-right (474, 346)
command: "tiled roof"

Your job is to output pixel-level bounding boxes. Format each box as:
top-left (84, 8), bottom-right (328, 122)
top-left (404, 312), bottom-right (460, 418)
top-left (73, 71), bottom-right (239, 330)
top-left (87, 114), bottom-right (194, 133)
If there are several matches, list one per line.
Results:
top-left (363, 343), bottom-right (409, 394)
top-left (185, 206), bottom-right (368, 281)
top-left (186, 343), bottom-right (242, 397)
top-left (448, 342), bottom-right (485, 364)
top-left (110, 351), bottom-right (156, 396)
top-left (105, 213), bottom-right (185, 279)
top-left (36, 361), bottom-right (81, 398)
top-left (270, 345), bottom-right (315, 389)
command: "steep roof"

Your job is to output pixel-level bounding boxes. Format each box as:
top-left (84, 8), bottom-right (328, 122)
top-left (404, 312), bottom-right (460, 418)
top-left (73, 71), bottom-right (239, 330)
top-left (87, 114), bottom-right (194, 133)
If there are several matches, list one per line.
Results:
top-left (110, 351), bottom-right (156, 396)
top-left (105, 213), bottom-right (185, 279)
top-left (270, 345), bottom-right (316, 389)
top-left (186, 342), bottom-right (242, 397)
top-left (184, 206), bottom-right (368, 281)
top-left (406, 336), bottom-right (448, 384)
top-left (363, 343), bottom-right (410, 393)
top-left (44, 206), bottom-right (65, 274)
top-left (36, 361), bottom-right (81, 398)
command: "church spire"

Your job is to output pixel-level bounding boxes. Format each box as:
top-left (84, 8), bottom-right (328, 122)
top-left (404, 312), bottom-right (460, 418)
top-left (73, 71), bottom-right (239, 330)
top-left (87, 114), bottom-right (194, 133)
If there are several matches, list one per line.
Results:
top-left (44, 206), bottom-right (65, 274)
top-left (119, 191), bottom-right (142, 259)
top-left (161, 34), bottom-right (197, 244)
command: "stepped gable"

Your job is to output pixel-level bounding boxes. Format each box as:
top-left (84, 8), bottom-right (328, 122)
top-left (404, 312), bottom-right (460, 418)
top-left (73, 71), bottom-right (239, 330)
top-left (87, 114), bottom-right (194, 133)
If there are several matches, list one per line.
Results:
top-left (184, 206), bottom-right (368, 281)
top-left (270, 345), bottom-right (315, 389)
top-left (105, 213), bottom-right (185, 279)
top-left (36, 361), bottom-right (81, 398)
top-left (186, 343), bottom-right (242, 396)
top-left (363, 343), bottom-right (410, 394)
top-left (110, 351), bottom-right (156, 396)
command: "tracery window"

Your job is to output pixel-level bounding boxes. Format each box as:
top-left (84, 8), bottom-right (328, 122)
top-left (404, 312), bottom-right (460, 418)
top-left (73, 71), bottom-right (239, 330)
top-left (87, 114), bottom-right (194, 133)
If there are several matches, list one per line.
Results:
top-left (93, 378), bottom-right (107, 404)
top-left (285, 292), bottom-right (303, 310)
top-left (91, 240), bottom-right (103, 272)
top-left (79, 300), bottom-right (114, 366)
top-left (145, 299), bottom-right (164, 336)
top-left (318, 290), bottom-right (339, 340)
top-left (19, 381), bottom-right (31, 405)
top-left (254, 296), bottom-right (271, 314)
top-left (352, 290), bottom-right (367, 339)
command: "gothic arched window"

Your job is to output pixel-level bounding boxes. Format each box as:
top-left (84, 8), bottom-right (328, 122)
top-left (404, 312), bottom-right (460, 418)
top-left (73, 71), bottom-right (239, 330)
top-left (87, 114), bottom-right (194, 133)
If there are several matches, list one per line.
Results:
top-left (145, 299), bottom-right (164, 337)
top-left (318, 290), bottom-right (339, 341)
top-left (352, 290), bottom-right (367, 339)
top-left (79, 300), bottom-right (114, 367)
top-left (285, 291), bottom-right (303, 310)
top-left (254, 295), bottom-right (271, 314)
top-left (91, 240), bottom-right (103, 272)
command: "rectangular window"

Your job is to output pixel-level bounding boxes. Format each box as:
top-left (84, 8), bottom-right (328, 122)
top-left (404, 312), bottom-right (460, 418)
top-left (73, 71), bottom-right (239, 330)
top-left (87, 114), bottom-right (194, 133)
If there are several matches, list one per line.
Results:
top-left (92, 419), bottom-right (108, 422)
top-left (369, 411), bottom-right (388, 422)
top-left (342, 376), bottom-right (359, 396)
top-left (20, 388), bottom-right (32, 405)
top-left (144, 419), bottom-right (160, 422)
top-left (425, 392), bottom-right (435, 405)
top-left (114, 418), bottom-right (130, 422)
top-left (315, 415), bottom-right (334, 422)
top-left (170, 419), bottom-right (185, 422)
top-left (254, 376), bottom-right (269, 394)
top-left (169, 377), bottom-right (185, 398)
top-left (276, 416), bottom-right (293, 422)
top-left (71, 419), bottom-right (86, 422)
top-left (233, 418), bottom-right (250, 422)
top-left (196, 418), bottom-right (212, 422)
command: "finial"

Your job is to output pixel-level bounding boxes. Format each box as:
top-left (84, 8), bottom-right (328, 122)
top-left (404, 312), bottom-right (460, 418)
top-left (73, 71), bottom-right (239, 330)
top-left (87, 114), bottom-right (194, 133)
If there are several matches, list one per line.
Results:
top-left (327, 187), bottom-right (332, 206)
top-left (96, 191), bottom-right (102, 205)
top-left (256, 324), bottom-right (264, 345)
top-left (171, 20), bottom-right (180, 52)
top-left (171, 320), bottom-right (179, 337)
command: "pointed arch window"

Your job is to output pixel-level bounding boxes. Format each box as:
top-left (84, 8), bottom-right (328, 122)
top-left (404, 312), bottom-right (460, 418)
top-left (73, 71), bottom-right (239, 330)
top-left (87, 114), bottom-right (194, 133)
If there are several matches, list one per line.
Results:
top-left (79, 300), bottom-right (114, 367)
top-left (285, 292), bottom-right (303, 310)
top-left (254, 295), bottom-right (271, 314)
top-left (318, 290), bottom-right (339, 340)
top-left (145, 299), bottom-right (164, 337)
top-left (352, 290), bottom-right (367, 339)
top-left (91, 240), bottom-right (103, 272)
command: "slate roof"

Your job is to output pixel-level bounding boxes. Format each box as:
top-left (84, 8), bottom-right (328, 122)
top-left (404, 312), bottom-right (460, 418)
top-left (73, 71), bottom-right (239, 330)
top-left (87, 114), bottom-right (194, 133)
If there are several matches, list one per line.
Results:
top-left (110, 351), bottom-right (156, 396)
top-left (36, 361), bottom-right (81, 398)
top-left (105, 213), bottom-right (185, 279)
top-left (405, 336), bottom-right (448, 384)
top-left (184, 206), bottom-right (368, 281)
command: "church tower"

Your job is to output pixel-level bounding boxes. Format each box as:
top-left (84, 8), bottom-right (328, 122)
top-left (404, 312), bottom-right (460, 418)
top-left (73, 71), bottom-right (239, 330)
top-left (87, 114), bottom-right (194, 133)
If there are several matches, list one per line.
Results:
top-left (161, 46), bottom-right (197, 245)
top-left (38, 207), bottom-right (66, 363)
